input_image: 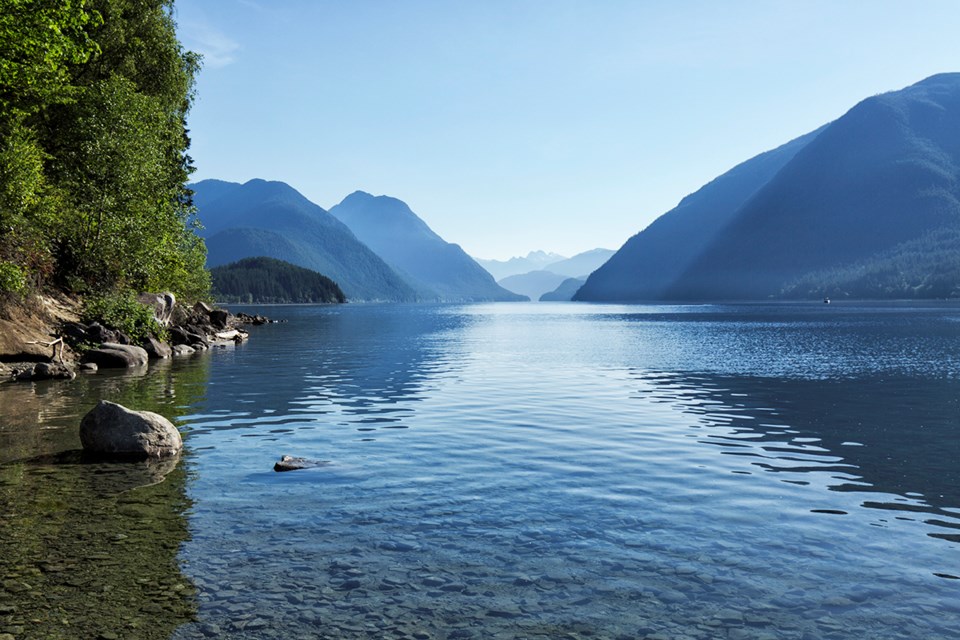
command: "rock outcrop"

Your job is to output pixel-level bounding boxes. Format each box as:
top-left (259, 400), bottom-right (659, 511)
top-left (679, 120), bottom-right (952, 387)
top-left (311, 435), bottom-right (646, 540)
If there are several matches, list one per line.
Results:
top-left (80, 400), bottom-right (182, 459)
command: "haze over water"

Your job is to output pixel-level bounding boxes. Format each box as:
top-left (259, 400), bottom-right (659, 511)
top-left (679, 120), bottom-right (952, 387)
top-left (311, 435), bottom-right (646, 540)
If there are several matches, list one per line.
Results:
top-left (3, 302), bottom-right (960, 638)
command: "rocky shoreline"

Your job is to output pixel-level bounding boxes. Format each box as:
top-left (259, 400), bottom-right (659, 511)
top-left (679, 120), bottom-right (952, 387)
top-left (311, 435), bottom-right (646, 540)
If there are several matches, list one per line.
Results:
top-left (0, 293), bottom-right (273, 383)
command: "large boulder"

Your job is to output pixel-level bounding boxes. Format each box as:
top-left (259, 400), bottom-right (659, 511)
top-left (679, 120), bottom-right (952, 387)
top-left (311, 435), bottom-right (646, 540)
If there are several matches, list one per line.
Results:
top-left (137, 292), bottom-right (176, 327)
top-left (80, 343), bottom-right (149, 368)
top-left (142, 336), bottom-right (172, 359)
top-left (209, 308), bottom-right (229, 330)
top-left (85, 322), bottom-right (117, 344)
top-left (80, 400), bottom-right (182, 458)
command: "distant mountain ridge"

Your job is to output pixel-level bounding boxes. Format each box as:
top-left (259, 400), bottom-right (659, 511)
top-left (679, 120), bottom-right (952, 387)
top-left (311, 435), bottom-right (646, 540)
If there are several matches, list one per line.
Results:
top-left (476, 251), bottom-right (566, 281)
top-left (543, 249), bottom-right (615, 278)
top-left (329, 192), bottom-right (526, 302)
top-left (576, 73), bottom-right (960, 301)
top-left (497, 270), bottom-right (570, 302)
top-left (192, 179), bottom-right (416, 301)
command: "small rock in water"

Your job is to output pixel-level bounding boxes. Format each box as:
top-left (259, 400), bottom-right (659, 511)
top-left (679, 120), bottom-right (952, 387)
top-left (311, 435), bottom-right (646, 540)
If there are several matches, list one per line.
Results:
top-left (273, 455), bottom-right (330, 472)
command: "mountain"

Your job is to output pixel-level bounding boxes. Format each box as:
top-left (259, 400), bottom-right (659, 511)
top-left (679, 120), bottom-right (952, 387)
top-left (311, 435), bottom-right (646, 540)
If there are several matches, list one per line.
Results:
top-left (191, 179), bottom-right (416, 301)
top-left (211, 257), bottom-right (346, 304)
top-left (498, 270), bottom-right (569, 302)
top-left (577, 73), bottom-right (960, 301)
top-left (328, 191), bottom-right (526, 302)
top-left (539, 277), bottom-right (586, 302)
top-left (544, 249), bottom-right (615, 278)
top-left (476, 251), bottom-right (567, 281)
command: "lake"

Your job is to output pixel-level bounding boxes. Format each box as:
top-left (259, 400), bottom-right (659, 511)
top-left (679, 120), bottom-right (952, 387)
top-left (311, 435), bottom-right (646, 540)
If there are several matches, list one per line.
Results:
top-left (2, 301), bottom-right (959, 639)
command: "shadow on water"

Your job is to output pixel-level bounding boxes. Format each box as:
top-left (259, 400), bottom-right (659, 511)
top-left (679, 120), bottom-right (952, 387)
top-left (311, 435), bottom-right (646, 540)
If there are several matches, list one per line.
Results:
top-left (0, 355), bottom-right (211, 638)
top-left (635, 370), bottom-right (960, 545)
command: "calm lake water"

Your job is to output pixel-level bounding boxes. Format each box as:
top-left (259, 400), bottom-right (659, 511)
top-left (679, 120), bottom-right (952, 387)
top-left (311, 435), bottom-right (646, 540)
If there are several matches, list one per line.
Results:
top-left (2, 301), bottom-right (960, 639)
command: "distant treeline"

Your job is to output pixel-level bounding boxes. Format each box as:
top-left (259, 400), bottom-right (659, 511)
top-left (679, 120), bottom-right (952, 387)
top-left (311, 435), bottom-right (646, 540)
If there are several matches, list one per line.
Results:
top-left (211, 257), bottom-right (346, 304)
top-left (782, 228), bottom-right (960, 299)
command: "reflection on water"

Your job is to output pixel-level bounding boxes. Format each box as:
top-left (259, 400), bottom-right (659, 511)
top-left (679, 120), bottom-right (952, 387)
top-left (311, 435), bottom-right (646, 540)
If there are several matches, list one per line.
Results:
top-left (3, 303), bottom-right (960, 639)
top-left (0, 356), bottom-right (211, 638)
top-left (637, 372), bottom-right (960, 543)
top-left (170, 303), bottom-right (960, 639)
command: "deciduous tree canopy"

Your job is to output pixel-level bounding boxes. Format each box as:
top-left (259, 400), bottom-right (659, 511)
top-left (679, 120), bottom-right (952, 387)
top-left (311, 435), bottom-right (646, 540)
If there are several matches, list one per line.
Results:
top-left (0, 0), bottom-right (208, 300)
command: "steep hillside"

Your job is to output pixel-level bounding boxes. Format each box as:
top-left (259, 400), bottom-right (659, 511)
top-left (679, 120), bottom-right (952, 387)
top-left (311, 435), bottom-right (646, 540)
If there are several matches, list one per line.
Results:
top-left (577, 73), bottom-right (960, 301)
top-left (575, 129), bottom-right (820, 301)
top-left (192, 180), bottom-right (415, 302)
top-left (329, 191), bottom-right (526, 302)
top-left (539, 277), bottom-right (586, 302)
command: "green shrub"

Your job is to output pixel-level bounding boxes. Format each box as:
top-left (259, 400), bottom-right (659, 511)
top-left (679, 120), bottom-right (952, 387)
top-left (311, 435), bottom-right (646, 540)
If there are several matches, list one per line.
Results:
top-left (0, 261), bottom-right (27, 295)
top-left (81, 291), bottom-right (167, 344)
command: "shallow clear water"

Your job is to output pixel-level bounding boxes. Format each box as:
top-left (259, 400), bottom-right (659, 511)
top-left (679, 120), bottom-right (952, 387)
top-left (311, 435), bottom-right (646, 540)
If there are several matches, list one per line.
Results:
top-left (3, 301), bottom-right (960, 639)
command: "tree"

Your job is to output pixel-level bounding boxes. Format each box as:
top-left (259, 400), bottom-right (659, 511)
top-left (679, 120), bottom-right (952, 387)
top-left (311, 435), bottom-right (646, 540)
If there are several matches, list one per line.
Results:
top-left (0, 0), bottom-right (209, 300)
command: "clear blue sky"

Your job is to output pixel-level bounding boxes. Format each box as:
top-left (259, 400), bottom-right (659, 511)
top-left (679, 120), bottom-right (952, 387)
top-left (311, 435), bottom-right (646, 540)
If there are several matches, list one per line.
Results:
top-left (176, 0), bottom-right (960, 260)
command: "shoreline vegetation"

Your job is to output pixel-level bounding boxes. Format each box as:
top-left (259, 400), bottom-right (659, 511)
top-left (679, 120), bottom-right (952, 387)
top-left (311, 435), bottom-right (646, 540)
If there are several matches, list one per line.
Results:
top-left (0, 1), bottom-right (213, 376)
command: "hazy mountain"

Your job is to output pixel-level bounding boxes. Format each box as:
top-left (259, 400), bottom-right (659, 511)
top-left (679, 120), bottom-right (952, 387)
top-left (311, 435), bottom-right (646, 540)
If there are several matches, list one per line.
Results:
top-left (539, 277), bottom-right (586, 301)
top-left (577, 73), bottom-right (960, 301)
top-left (498, 270), bottom-right (569, 302)
top-left (329, 191), bottom-right (526, 302)
top-left (211, 257), bottom-right (345, 304)
top-left (192, 179), bottom-right (416, 301)
top-left (476, 250), bottom-right (567, 281)
top-left (544, 249), bottom-right (615, 278)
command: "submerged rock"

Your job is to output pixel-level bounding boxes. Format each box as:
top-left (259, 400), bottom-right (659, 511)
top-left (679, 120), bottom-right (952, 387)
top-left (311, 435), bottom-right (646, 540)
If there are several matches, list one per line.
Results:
top-left (19, 362), bottom-right (76, 381)
top-left (273, 455), bottom-right (330, 472)
top-left (80, 400), bottom-right (182, 459)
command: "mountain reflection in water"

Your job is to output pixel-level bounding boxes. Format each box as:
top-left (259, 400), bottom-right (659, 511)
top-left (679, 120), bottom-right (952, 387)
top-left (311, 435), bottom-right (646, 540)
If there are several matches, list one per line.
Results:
top-left (634, 371), bottom-right (960, 543)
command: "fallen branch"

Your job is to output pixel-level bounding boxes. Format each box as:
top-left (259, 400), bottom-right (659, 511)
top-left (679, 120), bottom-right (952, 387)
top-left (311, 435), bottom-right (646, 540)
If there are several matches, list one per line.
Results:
top-left (26, 337), bottom-right (65, 364)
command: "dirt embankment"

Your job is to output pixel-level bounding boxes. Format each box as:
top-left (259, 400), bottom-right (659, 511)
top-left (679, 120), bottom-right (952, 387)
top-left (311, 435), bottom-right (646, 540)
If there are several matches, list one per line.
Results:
top-left (0, 294), bottom-right (81, 365)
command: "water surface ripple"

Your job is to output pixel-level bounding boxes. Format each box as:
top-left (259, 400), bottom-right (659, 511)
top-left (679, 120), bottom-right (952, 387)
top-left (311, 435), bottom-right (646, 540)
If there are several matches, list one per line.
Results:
top-left (171, 302), bottom-right (960, 639)
top-left (2, 302), bottom-right (959, 639)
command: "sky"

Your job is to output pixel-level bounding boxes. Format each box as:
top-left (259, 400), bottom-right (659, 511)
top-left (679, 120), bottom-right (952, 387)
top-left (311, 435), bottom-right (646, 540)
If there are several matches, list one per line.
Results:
top-left (175, 0), bottom-right (960, 260)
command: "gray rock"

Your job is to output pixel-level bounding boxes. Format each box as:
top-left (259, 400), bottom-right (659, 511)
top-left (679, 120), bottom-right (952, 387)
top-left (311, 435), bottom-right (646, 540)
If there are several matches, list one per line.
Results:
top-left (28, 362), bottom-right (76, 381)
top-left (80, 400), bottom-right (182, 458)
top-left (81, 343), bottom-right (148, 368)
top-left (137, 292), bottom-right (176, 327)
top-left (193, 301), bottom-right (214, 315)
top-left (142, 336), bottom-right (172, 359)
top-left (171, 344), bottom-right (195, 356)
top-left (209, 308), bottom-right (229, 329)
top-left (273, 455), bottom-right (330, 472)
top-left (80, 362), bottom-right (98, 372)
top-left (170, 326), bottom-right (207, 347)
top-left (86, 322), bottom-right (116, 344)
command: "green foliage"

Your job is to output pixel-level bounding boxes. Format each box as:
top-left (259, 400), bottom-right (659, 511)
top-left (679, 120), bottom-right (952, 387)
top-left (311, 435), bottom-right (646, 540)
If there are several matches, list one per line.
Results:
top-left (0, 0), bottom-right (209, 303)
top-left (0, 0), bottom-right (99, 121)
top-left (0, 260), bottom-right (26, 295)
top-left (211, 257), bottom-right (346, 304)
top-left (81, 290), bottom-right (166, 343)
